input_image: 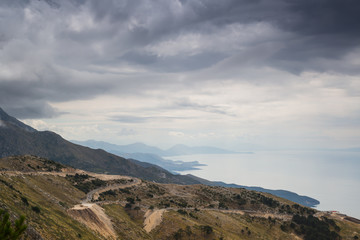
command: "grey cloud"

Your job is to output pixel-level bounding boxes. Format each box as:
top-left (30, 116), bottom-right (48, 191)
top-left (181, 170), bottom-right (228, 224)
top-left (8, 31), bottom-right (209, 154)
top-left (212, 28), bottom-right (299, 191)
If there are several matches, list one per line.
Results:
top-left (85, 0), bottom-right (360, 73)
top-left (122, 50), bottom-right (226, 72)
top-left (1, 0), bottom-right (359, 118)
top-left (174, 99), bottom-right (235, 116)
top-left (110, 115), bottom-right (191, 123)
top-left (4, 103), bottom-right (61, 119)
top-left (118, 128), bottom-right (137, 136)
top-left (121, 51), bottom-right (159, 65)
top-left (280, 0), bottom-right (360, 37)
top-left (110, 115), bottom-right (150, 123)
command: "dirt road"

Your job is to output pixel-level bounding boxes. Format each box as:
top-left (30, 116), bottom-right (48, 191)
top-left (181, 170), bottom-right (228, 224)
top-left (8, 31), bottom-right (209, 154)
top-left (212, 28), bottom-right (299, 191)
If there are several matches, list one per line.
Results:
top-left (82, 178), bottom-right (141, 203)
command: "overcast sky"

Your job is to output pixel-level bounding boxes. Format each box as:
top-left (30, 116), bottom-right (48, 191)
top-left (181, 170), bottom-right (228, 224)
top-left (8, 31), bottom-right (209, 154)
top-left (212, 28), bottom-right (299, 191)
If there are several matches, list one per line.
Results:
top-left (1, 0), bottom-right (360, 150)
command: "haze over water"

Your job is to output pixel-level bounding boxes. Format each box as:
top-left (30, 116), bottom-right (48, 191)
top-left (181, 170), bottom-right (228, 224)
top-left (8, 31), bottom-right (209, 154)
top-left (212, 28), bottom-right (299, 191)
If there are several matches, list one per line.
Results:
top-left (168, 151), bottom-right (360, 219)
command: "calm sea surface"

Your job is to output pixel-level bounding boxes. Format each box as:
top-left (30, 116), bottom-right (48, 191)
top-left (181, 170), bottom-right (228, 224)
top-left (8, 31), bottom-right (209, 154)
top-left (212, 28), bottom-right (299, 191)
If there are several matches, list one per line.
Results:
top-left (166, 151), bottom-right (360, 219)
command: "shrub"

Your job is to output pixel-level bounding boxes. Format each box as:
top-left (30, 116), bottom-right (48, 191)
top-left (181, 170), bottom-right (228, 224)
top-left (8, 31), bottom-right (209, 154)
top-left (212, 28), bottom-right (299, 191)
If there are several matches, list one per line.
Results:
top-left (126, 197), bottom-right (135, 204)
top-left (218, 201), bottom-right (228, 209)
top-left (177, 209), bottom-right (187, 215)
top-left (189, 212), bottom-right (198, 219)
top-left (200, 225), bottom-right (213, 235)
top-left (172, 229), bottom-right (184, 240)
top-left (31, 206), bottom-right (41, 213)
top-left (291, 214), bottom-right (341, 240)
top-left (21, 197), bottom-right (29, 206)
top-left (101, 190), bottom-right (116, 197)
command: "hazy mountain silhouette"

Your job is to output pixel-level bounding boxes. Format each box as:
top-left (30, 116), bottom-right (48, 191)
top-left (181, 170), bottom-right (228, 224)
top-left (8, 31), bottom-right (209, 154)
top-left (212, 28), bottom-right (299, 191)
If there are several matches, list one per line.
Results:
top-left (72, 140), bottom-right (240, 156)
top-left (0, 107), bottom-right (318, 207)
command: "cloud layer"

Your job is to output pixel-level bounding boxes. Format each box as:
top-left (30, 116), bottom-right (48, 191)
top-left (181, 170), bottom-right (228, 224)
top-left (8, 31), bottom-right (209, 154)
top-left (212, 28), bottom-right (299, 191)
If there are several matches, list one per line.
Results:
top-left (1, 0), bottom-right (360, 149)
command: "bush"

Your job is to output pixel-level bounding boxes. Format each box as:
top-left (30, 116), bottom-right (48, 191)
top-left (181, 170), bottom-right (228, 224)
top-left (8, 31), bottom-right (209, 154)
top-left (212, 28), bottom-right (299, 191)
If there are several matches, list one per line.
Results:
top-left (291, 215), bottom-right (341, 240)
top-left (177, 209), bottom-right (187, 215)
top-left (101, 190), bottom-right (117, 197)
top-left (21, 197), bottom-right (29, 206)
top-left (218, 202), bottom-right (228, 209)
top-left (31, 206), bottom-right (41, 214)
top-left (119, 188), bottom-right (131, 194)
top-left (172, 229), bottom-right (184, 240)
top-left (200, 225), bottom-right (213, 235)
top-left (189, 212), bottom-right (198, 219)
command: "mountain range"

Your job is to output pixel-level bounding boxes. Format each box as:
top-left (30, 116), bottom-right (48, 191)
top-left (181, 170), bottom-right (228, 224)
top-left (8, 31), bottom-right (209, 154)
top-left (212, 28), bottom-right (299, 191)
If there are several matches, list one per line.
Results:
top-left (71, 139), bottom-right (241, 156)
top-left (0, 107), bottom-right (318, 207)
top-left (0, 108), bottom-right (196, 185)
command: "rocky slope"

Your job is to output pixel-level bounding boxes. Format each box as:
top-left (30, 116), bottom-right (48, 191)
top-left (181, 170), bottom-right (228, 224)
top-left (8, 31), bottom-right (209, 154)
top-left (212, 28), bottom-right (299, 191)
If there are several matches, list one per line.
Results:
top-left (0, 155), bottom-right (359, 240)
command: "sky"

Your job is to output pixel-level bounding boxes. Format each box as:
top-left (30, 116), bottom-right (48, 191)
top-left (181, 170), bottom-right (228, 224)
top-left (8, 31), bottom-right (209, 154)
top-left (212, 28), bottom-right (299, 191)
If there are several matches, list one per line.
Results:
top-left (1, 0), bottom-right (360, 150)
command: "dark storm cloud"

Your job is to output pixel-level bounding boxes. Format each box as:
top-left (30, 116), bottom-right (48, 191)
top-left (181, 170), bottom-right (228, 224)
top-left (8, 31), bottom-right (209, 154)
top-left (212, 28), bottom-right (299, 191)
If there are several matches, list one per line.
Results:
top-left (0, 0), bottom-right (359, 118)
top-left (65, 0), bottom-right (360, 71)
top-left (269, 0), bottom-right (360, 72)
top-left (280, 0), bottom-right (360, 36)
top-left (4, 103), bottom-right (61, 119)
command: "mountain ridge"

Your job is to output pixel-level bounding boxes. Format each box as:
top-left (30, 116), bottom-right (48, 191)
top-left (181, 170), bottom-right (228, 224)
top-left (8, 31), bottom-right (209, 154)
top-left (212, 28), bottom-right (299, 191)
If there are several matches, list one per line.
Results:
top-left (0, 108), bottom-right (198, 185)
top-left (0, 107), bottom-right (319, 207)
top-left (72, 139), bottom-right (242, 156)
top-left (0, 107), bottom-right (36, 132)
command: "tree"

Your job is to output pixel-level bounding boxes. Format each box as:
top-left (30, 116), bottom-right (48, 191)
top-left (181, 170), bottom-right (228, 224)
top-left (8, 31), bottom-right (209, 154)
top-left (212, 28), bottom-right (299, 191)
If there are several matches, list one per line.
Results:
top-left (0, 210), bottom-right (27, 240)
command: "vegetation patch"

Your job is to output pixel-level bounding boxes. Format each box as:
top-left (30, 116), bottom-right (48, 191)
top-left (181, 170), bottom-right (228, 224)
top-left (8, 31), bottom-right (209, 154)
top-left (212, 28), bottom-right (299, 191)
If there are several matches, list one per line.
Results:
top-left (66, 174), bottom-right (106, 193)
top-left (281, 214), bottom-right (341, 240)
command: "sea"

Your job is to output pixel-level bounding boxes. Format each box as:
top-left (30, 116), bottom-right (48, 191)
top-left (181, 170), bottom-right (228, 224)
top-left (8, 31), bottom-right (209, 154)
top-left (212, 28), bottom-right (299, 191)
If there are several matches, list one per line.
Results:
top-left (166, 150), bottom-right (360, 219)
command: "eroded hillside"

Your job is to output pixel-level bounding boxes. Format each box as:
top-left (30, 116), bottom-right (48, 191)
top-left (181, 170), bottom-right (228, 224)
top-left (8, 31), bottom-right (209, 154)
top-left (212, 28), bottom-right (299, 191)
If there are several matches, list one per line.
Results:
top-left (0, 155), bottom-right (359, 240)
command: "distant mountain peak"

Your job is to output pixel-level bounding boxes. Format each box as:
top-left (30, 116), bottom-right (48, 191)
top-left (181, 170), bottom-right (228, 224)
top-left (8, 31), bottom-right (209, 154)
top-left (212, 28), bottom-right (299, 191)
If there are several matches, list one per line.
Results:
top-left (0, 107), bottom-right (37, 132)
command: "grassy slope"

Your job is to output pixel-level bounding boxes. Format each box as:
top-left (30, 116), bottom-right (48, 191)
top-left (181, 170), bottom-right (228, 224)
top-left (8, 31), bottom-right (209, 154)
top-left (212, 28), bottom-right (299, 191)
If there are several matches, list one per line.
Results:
top-left (0, 155), bottom-right (359, 240)
top-left (103, 204), bottom-right (152, 240)
top-left (0, 174), bottom-right (101, 239)
top-left (152, 210), bottom-right (297, 240)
